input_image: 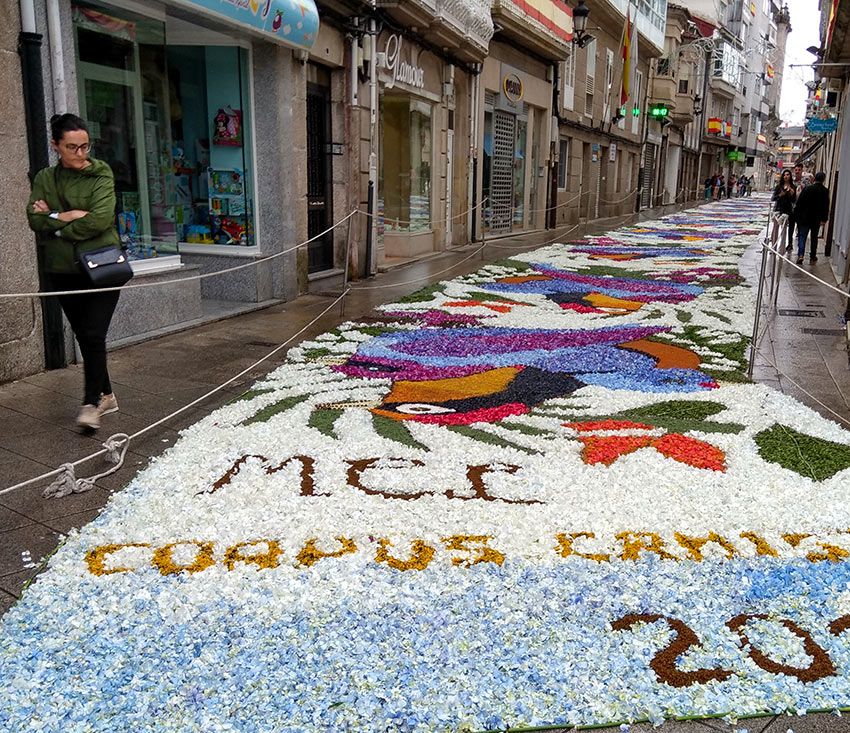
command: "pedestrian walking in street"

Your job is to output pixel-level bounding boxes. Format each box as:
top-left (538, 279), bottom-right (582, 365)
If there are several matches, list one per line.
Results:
top-left (717, 175), bottom-right (726, 200)
top-left (704, 176), bottom-right (713, 200)
top-left (772, 169), bottom-right (797, 251)
top-left (728, 174), bottom-right (736, 199)
top-left (26, 113), bottom-right (123, 431)
top-left (793, 171), bottom-right (831, 265)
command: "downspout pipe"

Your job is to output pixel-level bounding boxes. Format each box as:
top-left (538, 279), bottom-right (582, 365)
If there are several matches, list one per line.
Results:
top-left (549, 62), bottom-right (568, 230)
top-left (470, 65), bottom-right (481, 243)
top-left (19, 0), bottom-right (66, 369)
top-left (46, 0), bottom-right (66, 112)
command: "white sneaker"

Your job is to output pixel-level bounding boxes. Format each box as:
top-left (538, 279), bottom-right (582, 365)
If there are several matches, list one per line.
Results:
top-left (98, 393), bottom-right (119, 416)
top-left (76, 404), bottom-right (101, 430)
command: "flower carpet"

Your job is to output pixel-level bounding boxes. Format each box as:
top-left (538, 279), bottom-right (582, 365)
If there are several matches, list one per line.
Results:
top-left (4, 198), bottom-right (850, 732)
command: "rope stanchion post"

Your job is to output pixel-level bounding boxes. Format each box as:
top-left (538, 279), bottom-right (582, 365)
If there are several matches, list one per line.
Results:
top-left (771, 215), bottom-right (787, 307)
top-left (340, 209), bottom-right (354, 316)
top-left (480, 207), bottom-right (486, 260)
top-left (748, 226), bottom-right (772, 380)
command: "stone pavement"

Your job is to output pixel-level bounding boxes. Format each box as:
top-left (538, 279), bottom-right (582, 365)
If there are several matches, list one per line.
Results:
top-left (1, 201), bottom-right (849, 732)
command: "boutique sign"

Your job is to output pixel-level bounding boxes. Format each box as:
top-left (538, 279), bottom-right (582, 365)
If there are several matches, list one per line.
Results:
top-left (381, 34), bottom-right (426, 90)
top-left (169, 0), bottom-right (319, 50)
top-left (808, 116), bottom-right (839, 134)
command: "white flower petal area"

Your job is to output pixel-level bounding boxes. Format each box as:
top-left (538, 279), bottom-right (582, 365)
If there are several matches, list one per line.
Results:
top-left (3, 198), bottom-right (850, 732)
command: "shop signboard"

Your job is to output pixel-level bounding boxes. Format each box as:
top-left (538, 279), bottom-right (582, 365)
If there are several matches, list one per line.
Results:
top-left (807, 116), bottom-right (839, 134)
top-left (503, 74), bottom-right (524, 103)
top-left (380, 34), bottom-right (425, 90)
top-left (168, 0), bottom-right (319, 50)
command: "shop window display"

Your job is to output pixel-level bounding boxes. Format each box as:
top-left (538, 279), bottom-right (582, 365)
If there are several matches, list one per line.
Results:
top-left (72, 2), bottom-right (255, 259)
top-left (379, 95), bottom-right (432, 234)
top-left (167, 45), bottom-right (254, 247)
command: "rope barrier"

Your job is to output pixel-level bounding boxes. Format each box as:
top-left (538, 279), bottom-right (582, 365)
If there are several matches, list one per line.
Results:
top-left (761, 240), bottom-right (850, 302)
top-left (523, 189), bottom-right (584, 216)
top-left (1, 211), bottom-right (359, 300)
top-left (598, 188), bottom-right (639, 205)
top-left (357, 196), bottom-right (489, 227)
top-left (483, 222), bottom-right (583, 250)
top-left (348, 244), bottom-right (489, 291)
top-left (0, 291), bottom-right (349, 499)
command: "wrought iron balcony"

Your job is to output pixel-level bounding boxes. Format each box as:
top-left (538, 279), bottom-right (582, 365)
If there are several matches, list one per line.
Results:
top-left (375, 0), bottom-right (494, 61)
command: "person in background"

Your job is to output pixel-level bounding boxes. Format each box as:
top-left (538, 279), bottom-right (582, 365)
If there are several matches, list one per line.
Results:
top-left (793, 171), bottom-right (831, 265)
top-left (704, 176), bottom-right (713, 200)
top-left (772, 169), bottom-right (797, 251)
top-left (26, 113), bottom-right (122, 432)
top-left (728, 174), bottom-right (737, 199)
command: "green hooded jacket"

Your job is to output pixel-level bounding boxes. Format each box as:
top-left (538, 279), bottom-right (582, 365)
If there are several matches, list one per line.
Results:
top-left (26, 158), bottom-right (120, 274)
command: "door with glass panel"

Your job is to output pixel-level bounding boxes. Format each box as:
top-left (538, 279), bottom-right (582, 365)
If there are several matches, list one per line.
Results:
top-left (306, 68), bottom-right (333, 273)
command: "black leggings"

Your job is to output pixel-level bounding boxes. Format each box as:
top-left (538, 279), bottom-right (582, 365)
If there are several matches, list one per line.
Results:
top-left (50, 273), bottom-right (120, 406)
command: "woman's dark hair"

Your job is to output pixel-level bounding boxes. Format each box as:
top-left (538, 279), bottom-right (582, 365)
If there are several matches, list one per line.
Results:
top-left (780, 170), bottom-right (793, 183)
top-left (50, 113), bottom-right (88, 142)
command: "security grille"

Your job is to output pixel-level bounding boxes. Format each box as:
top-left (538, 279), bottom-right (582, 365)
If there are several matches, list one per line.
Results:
top-left (490, 110), bottom-right (515, 233)
top-left (640, 143), bottom-right (657, 210)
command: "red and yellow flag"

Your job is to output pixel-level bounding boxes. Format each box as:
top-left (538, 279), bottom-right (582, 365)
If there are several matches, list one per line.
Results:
top-left (620, 9), bottom-right (635, 107)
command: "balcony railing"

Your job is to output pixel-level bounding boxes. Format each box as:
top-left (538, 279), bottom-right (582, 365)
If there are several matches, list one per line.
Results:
top-left (376, 0), bottom-right (494, 60)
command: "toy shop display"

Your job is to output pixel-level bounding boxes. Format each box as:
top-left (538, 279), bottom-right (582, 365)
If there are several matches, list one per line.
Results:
top-left (208, 168), bottom-right (251, 245)
top-left (212, 107), bottom-right (242, 147)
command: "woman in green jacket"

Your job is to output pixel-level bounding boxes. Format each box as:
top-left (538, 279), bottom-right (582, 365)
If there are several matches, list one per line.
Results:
top-left (27, 114), bottom-right (121, 431)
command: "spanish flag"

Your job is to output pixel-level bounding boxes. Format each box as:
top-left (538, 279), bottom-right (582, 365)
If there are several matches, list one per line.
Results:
top-left (766, 64), bottom-right (775, 80)
top-left (619, 8), bottom-right (636, 107)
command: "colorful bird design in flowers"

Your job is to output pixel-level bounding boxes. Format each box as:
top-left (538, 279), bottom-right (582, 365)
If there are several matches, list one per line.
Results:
top-left (476, 263), bottom-right (703, 315)
top-left (332, 325), bottom-right (716, 425)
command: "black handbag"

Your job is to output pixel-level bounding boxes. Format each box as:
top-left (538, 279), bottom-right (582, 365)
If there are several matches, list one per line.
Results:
top-left (54, 166), bottom-right (134, 288)
top-left (77, 244), bottom-right (134, 288)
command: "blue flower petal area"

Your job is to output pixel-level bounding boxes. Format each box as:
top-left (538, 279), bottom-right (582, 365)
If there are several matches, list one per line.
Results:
top-left (3, 559), bottom-right (850, 732)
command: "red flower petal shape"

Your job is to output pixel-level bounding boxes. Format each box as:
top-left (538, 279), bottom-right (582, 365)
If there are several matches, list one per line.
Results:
top-left (650, 433), bottom-right (726, 472)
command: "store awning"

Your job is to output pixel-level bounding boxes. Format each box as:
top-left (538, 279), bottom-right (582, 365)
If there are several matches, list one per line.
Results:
top-left (169, 0), bottom-right (319, 50)
top-left (797, 136), bottom-right (826, 164)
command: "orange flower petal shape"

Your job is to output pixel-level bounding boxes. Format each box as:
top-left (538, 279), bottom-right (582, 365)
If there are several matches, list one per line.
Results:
top-left (583, 292), bottom-right (645, 312)
top-left (590, 254), bottom-right (639, 261)
top-left (619, 339), bottom-right (701, 370)
top-left (650, 433), bottom-right (726, 472)
top-left (579, 436), bottom-right (653, 466)
top-left (496, 275), bottom-right (553, 284)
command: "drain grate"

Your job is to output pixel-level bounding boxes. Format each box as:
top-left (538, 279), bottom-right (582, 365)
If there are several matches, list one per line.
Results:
top-left (802, 328), bottom-right (846, 336)
top-left (777, 308), bottom-right (825, 318)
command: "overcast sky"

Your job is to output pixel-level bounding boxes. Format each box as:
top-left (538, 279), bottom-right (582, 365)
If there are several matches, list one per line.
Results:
top-left (779, 0), bottom-right (822, 125)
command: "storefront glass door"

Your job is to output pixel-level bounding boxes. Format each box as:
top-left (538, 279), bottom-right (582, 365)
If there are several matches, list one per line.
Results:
top-left (513, 118), bottom-right (527, 227)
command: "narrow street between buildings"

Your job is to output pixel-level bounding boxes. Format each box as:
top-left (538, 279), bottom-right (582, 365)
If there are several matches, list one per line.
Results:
top-left (2, 198), bottom-right (850, 732)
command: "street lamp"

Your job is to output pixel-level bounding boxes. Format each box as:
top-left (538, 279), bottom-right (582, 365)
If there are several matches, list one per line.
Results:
top-left (573, 0), bottom-right (593, 48)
